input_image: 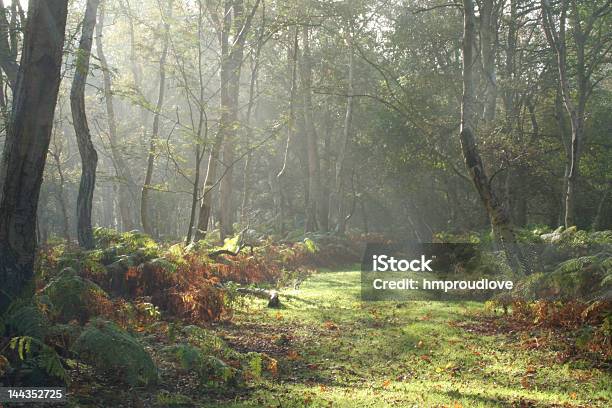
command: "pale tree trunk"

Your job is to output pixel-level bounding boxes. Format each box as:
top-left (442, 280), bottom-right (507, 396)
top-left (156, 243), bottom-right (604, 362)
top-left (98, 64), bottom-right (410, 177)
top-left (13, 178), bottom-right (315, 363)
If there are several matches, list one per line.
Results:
top-left (50, 147), bottom-right (71, 242)
top-left (319, 110), bottom-right (331, 232)
top-left (141, 0), bottom-right (172, 237)
top-left (240, 44), bottom-right (262, 224)
top-left (300, 25), bottom-right (321, 232)
top-left (0, 0), bottom-right (18, 88)
top-left (186, 1), bottom-right (207, 243)
top-left (194, 0), bottom-right (231, 242)
top-left (0, 0), bottom-right (69, 312)
top-left (219, 0), bottom-right (260, 240)
top-left (71, 0), bottom-right (101, 249)
top-left (480, 0), bottom-right (498, 123)
top-left (276, 26), bottom-right (299, 235)
top-left (541, 0), bottom-right (602, 227)
top-left (196, 0), bottom-right (259, 241)
top-left (336, 25), bottom-right (355, 234)
top-left (96, 4), bottom-right (138, 231)
top-left (592, 183), bottom-right (611, 231)
top-left (460, 0), bottom-right (528, 274)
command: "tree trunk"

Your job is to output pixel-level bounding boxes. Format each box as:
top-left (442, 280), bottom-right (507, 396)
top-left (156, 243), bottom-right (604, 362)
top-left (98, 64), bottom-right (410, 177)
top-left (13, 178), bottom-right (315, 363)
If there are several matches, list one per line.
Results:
top-left (184, 2), bottom-right (208, 243)
top-left (195, 136), bottom-right (222, 241)
top-left (460, 0), bottom-right (528, 274)
top-left (541, 0), bottom-right (589, 228)
top-left (336, 27), bottom-right (355, 234)
top-left (141, 0), bottom-right (171, 237)
top-left (480, 0), bottom-right (498, 123)
top-left (96, 5), bottom-right (138, 232)
top-left (0, 0), bottom-right (69, 312)
top-left (300, 25), bottom-right (321, 233)
top-left (71, 0), bottom-right (100, 249)
top-left (50, 149), bottom-right (71, 241)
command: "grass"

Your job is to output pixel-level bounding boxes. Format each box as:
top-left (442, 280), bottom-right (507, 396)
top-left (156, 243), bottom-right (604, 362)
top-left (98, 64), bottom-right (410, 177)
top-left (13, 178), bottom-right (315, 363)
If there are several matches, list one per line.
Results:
top-left (207, 267), bottom-right (611, 407)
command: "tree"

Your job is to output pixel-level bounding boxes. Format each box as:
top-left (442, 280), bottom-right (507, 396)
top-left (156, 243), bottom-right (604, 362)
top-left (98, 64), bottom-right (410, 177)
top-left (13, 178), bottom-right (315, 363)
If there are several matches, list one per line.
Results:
top-left (195, 0), bottom-right (260, 241)
top-left (71, 0), bottom-right (101, 249)
top-left (541, 0), bottom-right (611, 227)
top-left (459, 0), bottom-right (529, 274)
top-left (96, 2), bottom-right (139, 232)
top-left (141, 0), bottom-right (173, 237)
top-left (300, 24), bottom-right (322, 232)
top-left (0, 0), bottom-right (69, 312)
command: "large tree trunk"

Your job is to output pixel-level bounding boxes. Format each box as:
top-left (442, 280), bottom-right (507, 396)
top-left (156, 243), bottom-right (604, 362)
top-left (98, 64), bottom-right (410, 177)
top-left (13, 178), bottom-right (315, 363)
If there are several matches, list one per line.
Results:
top-left (460, 0), bottom-right (528, 274)
top-left (0, 0), bottom-right (69, 312)
top-left (141, 0), bottom-right (171, 237)
top-left (71, 0), bottom-right (100, 249)
top-left (300, 25), bottom-right (321, 233)
top-left (96, 4), bottom-right (138, 232)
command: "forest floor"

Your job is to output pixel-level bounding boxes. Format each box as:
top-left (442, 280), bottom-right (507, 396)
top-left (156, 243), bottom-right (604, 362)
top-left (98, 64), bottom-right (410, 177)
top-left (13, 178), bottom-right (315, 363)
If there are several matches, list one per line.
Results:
top-left (63, 266), bottom-right (611, 408)
top-left (201, 267), bottom-right (611, 408)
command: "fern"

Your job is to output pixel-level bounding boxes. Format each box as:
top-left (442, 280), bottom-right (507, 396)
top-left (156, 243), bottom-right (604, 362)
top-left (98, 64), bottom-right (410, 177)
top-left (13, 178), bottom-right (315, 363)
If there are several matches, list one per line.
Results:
top-left (247, 352), bottom-right (263, 380)
top-left (72, 318), bottom-right (158, 386)
top-left (2, 300), bottom-right (49, 340)
top-left (7, 336), bottom-right (68, 382)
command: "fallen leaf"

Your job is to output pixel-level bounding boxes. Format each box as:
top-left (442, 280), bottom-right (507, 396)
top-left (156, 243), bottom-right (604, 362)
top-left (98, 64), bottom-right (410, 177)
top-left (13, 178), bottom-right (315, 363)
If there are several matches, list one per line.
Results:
top-left (323, 321), bottom-right (338, 330)
top-left (287, 350), bottom-right (300, 360)
top-left (520, 376), bottom-right (531, 389)
top-left (382, 379), bottom-right (391, 388)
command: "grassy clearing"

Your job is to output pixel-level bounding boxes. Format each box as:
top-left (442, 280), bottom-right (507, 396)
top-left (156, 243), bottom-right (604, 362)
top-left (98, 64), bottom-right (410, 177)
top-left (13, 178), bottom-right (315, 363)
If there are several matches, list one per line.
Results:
top-left (208, 268), bottom-right (611, 407)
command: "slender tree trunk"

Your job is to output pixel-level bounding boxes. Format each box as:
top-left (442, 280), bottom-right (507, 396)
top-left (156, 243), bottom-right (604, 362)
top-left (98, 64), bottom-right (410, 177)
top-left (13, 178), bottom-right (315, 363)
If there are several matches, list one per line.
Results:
top-left (541, 0), bottom-right (589, 228)
top-left (0, 0), bottom-right (18, 88)
top-left (277, 27), bottom-right (299, 235)
top-left (71, 0), bottom-right (101, 249)
top-left (592, 183), bottom-right (611, 231)
top-left (480, 0), bottom-right (498, 123)
top-left (141, 0), bottom-right (171, 237)
top-left (184, 3), bottom-right (208, 243)
top-left (0, 0), bottom-right (69, 312)
top-left (96, 4), bottom-right (137, 231)
top-left (240, 47), bottom-right (261, 224)
top-left (300, 25), bottom-right (321, 232)
top-left (195, 136), bottom-right (222, 241)
top-left (460, 0), bottom-right (528, 274)
top-left (336, 28), bottom-right (355, 234)
top-left (51, 150), bottom-right (71, 241)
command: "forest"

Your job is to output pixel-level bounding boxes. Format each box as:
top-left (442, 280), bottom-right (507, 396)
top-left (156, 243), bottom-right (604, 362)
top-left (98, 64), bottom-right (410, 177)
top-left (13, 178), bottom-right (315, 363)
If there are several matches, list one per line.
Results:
top-left (0, 0), bottom-right (610, 406)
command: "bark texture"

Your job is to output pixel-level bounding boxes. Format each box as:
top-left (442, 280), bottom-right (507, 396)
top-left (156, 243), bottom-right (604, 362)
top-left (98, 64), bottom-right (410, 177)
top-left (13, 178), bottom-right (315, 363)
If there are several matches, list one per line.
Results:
top-left (0, 0), bottom-right (69, 312)
top-left (71, 0), bottom-right (101, 249)
top-left (460, 0), bottom-right (528, 274)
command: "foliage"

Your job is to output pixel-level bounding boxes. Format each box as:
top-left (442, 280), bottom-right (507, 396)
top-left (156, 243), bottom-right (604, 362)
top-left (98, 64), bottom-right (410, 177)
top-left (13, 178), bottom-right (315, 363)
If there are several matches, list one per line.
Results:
top-left (40, 267), bottom-right (110, 323)
top-left (72, 318), bottom-right (158, 386)
top-left (162, 325), bottom-right (270, 387)
top-left (5, 336), bottom-right (68, 383)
